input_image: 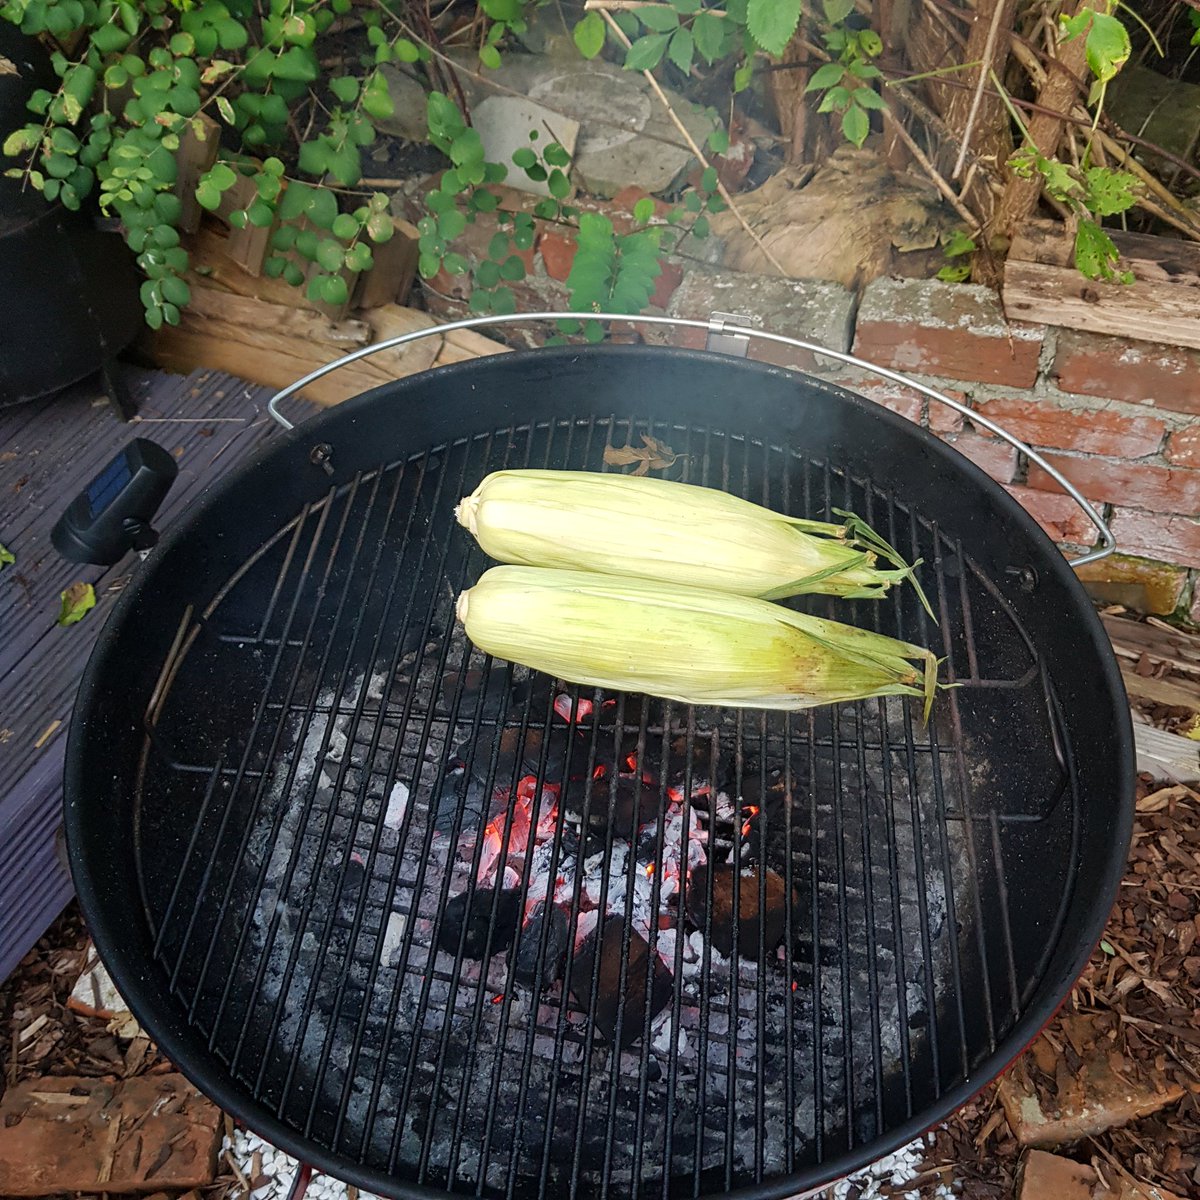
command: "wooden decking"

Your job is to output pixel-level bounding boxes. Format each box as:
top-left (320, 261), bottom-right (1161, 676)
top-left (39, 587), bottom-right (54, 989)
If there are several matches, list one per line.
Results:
top-left (0, 366), bottom-right (310, 980)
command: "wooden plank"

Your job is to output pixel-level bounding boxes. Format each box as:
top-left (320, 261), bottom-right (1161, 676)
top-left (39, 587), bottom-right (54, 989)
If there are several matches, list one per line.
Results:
top-left (1101, 613), bottom-right (1200, 679)
top-left (185, 284), bottom-right (374, 348)
top-left (1003, 259), bottom-right (1200, 352)
top-left (1134, 722), bottom-right (1200, 781)
top-left (1118, 663), bottom-right (1200, 711)
top-left (1011, 218), bottom-right (1200, 281)
top-left (173, 115), bottom-right (220, 235)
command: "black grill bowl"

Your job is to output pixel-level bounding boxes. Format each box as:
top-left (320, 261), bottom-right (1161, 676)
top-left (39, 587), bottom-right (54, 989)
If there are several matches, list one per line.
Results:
top-left (65, 345), bottom-right (1134, 1200)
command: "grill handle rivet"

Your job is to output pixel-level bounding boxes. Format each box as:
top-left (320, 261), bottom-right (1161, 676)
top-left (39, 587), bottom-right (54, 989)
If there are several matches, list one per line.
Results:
top-left (1006, 565), bottom-right (1039, 592)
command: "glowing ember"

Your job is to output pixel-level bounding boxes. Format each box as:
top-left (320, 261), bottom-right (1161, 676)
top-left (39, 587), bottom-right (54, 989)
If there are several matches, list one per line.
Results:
top-left (491, 993), bottom-right (504, 1005)
top-left (645, 863), bottom-right (655, 878)
top-left (741, 804), bottom-right (761, 838)
top-left (553, 694), bottom-right (595, 724)
top-left (625, 753), bottom-right (638, 772)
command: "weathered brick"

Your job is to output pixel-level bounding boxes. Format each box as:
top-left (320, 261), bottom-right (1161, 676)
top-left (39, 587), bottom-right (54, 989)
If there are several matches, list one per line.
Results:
top-left (1006, 484), bottom-right (1099, 544)
top-left (1109, 508), bottom-right (1200, 570)
top-left (927, 388), bottom-right (967, 433)
top-left (1074, 554), bottom-right (1188, 616)
top-left (539, 228), bottom-right (576, 282)
top-left (845, 378), bottom-right (922, 424)
top-left (974, 396), bottom-right (1166, 457)
top-left (853, 278), bottom-right (1044, 387)
top-left (1017, 1149), bottom-right (1187, 1200)
top-left (998, 1017), bottom-right (1185, 1148)
top-left (1191, 580), bottom-right (1200, 625)
top-left (1165, 424), bottom-right (1200, 467)
top-left (943, 430), bottom-right (1018, 482)
top-left (1026, 454), bottom-right (1200, 515)
top-left (1054, 329), bottom-right (1200, 415)
top-left (650, 259), bottom-right (684, 310)
top-left (657, 269), bottom-right (856, 373)
top-left (0, 1074), bottom-right (221, 1195)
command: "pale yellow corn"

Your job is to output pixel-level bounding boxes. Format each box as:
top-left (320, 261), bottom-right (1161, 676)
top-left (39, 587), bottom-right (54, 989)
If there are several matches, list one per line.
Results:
top-left (456, 469), bottom-right (928, 609)
top-left (456, 566), bottom-right (937, 719)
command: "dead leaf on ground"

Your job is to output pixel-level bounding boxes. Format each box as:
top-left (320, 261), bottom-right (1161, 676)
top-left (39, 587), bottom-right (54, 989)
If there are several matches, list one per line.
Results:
top-left (58, 582), bottom-right (96, 627)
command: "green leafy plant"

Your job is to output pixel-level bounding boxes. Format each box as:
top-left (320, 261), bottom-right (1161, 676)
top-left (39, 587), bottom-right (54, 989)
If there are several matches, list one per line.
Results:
top-left (937, 229), bottom-right (977, 283)
top-left (801, 0), bottom-right (886, 149)
top-left (1, 0), bottom-right (431, 326)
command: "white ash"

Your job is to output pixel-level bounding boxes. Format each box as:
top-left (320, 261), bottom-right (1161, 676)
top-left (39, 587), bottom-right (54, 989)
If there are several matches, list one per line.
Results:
top-left (384, 782), bottom-right (410, 830)
top-left (822, 1133), bottom-right (934, 1200)
top-left (222, 1127), bottom-right (388, 1200)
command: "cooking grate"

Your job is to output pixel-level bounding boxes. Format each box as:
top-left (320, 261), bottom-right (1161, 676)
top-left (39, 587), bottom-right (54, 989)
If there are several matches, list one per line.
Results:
top-left (132, 408), bottom-right (1080, 1199)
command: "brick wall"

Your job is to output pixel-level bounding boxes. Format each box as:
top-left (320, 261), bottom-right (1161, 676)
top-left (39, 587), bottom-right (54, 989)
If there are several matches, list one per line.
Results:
top-left (411, 192), bottom-right (1199, 621)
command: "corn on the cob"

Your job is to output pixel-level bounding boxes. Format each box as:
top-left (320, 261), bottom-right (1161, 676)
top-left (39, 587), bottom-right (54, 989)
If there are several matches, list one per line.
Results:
top-left (456, 469), bottom-right (930, 612)
top-left (456, 566), bottom-right (937, 720)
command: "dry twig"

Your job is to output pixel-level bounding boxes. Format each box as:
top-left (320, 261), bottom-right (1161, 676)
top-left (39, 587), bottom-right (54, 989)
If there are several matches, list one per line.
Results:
top-left (951, 0), bottom-right (1010, 178)
top-left (592, 4), bottom-right (789, 276)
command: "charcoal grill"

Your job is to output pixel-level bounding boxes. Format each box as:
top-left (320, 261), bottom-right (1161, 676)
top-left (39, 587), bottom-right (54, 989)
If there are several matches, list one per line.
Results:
top-left (64, 313), bottom-right (1134, 1200)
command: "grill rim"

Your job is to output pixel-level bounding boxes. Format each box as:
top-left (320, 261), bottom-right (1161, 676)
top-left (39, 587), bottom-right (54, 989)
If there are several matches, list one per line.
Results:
top-left (64, 344), bottom-right (1136, 1200)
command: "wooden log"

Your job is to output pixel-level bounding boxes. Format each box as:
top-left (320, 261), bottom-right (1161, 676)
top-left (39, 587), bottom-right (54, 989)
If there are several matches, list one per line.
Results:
top-left (1011, 218), bottom-right (1200, 281)
top-left (1101, 613), bottom-right (1200, 680)
top-left (1118, 663), bottom-right (1200, 712)
top-left (975, 0), bottom-right (1091, 286)
top-left (352, 217), bottom-right (420, 309)
top-left (174, 115), bottom-right (220, 235)
top-left (1133, 722), bottom-right (1200, 780)
top-left (184, 284), bottom-right (373, 347)
top-left (1002, 259), bottom-right (1200, 351)
top-left (215, 172), bottom-right (274, 278)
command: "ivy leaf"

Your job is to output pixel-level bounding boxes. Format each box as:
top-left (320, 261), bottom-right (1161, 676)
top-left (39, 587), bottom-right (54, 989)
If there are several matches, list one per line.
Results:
top-left (636, 6), bottom-right (680, 32)
top-left (0, 542), bottom-right (13, 569)
top-left (216, 96), bottom-right (235, 124)
top-left (329, 76), bottom-right (359, 104)
top-left (480, 0), bottom-right (522, 19)
top-left (746, 0), bottom-right (801, 56)
top-left (805, 62), bottom-right (846, 92)
top-left (841, 104), bottom-right (870, 148)
top-left (625, 32), bottom-right (671, 70)
top-left (633, 196), bottom-right (655, 224)
top-left (667, 26), bottom-right (695, 72)
top-left (58, 582), bottom-right (96, 627)
top-left (1085, 11), bottom-right (1130, 82)
top-left (823, 0), bottom-right (855, 22)
top-left (733, 62), bottom-right (754, 92)
top-left (573, 12), bottom-right (605, 59)
top-left (479, 45), bottom-right (502, 69)
top-left (693, 13), bottom-right (726, 63)
top-left (942, 229), bottom-right (977, 258)
top-left (937, 263), bottom-right (972, 283)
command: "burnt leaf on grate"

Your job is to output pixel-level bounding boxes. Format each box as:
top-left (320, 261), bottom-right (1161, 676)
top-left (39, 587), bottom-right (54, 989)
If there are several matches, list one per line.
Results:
top-left (570, 915), bottom-right (673, 1050)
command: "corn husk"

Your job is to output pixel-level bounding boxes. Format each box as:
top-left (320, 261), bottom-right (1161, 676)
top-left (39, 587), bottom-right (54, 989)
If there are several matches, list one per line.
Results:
top-left (456, 469), bottom-right (930, 612)
top-left (456, 566), bottom-right (938, 720)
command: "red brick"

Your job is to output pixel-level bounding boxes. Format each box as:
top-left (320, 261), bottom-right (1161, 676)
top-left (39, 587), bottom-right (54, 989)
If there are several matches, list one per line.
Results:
top-left (1026, 454), bottom-right (1200, 515)
top-left (538, 228), bottom-right (576, 282)
top-left (1109, 508), bottom-right (1200, 569)
top-left (853, 278), bottom-right (1044, 388)
top-left (1054, 329), bottom-right (1200, 415)
top-left (1191, 583), bottom-right (1200, 626)
top-left (943, 430), bottom-right (1018, 482)
top-left (1165, 424), bottom-right (1200, 467)
top-left (843, 379), bottom-right (922, 424)
top-left (928, 389), bottom-right (967, 433)
top-left (1006, 484), bottom-right (1099, 544)
top-left (974, 397), bottom-right (1166, 457)
top-left (650, 258), bottom-right (684, 309)
top-left (0, 1074), bottom-right (221, 1195)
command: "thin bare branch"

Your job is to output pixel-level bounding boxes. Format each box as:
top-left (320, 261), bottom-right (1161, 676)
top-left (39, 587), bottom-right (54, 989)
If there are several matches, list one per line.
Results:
top-left (594, 4), bottom-right (790, 276)
top-left (882, 110), bottom-right (981, 231)
top-left (951, 0), bottom-right (1009, 178)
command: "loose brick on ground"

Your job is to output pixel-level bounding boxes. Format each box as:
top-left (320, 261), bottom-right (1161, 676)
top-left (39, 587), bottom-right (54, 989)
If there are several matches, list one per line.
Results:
top-left (1017, 1149), bottom-right (1187, 1200)
top-left (1054, 329), bottom-right (1200, 415)
top-left (1026, 454), bottom-right (1200, 515)
top-left (0, 1073), bottom-right (221, 1195)
top-left (853, 278), bottom-right (1044, 387)
top-left (974, 396), bottom-right (1166, 457)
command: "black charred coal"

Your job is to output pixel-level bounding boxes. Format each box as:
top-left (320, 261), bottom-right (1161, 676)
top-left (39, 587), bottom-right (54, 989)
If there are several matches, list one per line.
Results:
top-left (461, 724), bottom-right (578, 787)
top-left (561, 770), bottom-right (661, 838)
top-left (512, 902), bottom-right (569, 988)
top-left (433, 759), bottom-right (491, 834)
top-left (439, 668), bottom-right (552, 720)
top-left (438, 888), bottom-right (521, 960)
top-left (571, 915), bottom-right (673, 1050)
top-left (686, 863), bottom-right (796, 960)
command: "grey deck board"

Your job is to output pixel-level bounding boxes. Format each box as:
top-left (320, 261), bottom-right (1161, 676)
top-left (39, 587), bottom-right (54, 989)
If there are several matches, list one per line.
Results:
top-left (0, 366), bottom-right (313, 981)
